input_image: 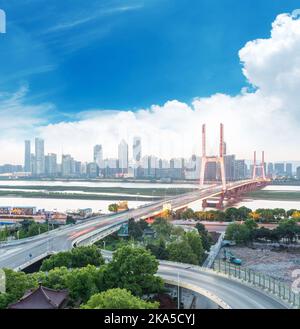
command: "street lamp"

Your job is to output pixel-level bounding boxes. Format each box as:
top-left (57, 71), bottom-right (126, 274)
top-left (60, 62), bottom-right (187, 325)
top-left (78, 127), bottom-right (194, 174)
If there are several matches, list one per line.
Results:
top-left (177, 272), bottom-right (180, 309)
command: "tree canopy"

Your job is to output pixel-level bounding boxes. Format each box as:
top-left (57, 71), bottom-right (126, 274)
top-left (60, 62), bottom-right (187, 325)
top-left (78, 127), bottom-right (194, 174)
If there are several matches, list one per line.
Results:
top-left (81, 288), bottom-right (159, 309)
top-left (40, 245), bottom-right (105, 271)
top-left (103, 245), bottom-right (163, 296)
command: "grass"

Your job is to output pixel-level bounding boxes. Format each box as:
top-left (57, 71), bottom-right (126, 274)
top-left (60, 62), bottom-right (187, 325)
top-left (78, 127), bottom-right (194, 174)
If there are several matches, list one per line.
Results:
top-left (0, 185), bottom-right (195, 200)
top-left (247, 190), bottom-right (300, 201)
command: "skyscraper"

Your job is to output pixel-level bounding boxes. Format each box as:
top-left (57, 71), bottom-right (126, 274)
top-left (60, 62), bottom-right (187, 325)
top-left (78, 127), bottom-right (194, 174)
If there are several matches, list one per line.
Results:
top-left (24, 140), bottom-right (31, 173)
top-left (133, 137), bottom-right (142, 162)
top-left (274, 163), bottom-right (285, 176)
top-left (224, 155), bottom-right (236, 181)
top-left (235, 160), bottom-right (247, 180)
top-left (61, 154), bottom-right (74, 177)
top-left (45, 153), bottom-right (57, 176)
top-left (286, 163), bottom-right (293, 177)
top-left (267, 163), bottom-right (274, 177)
top-left (93, 145), bottom-right (103, 168)
top-left (133, 137), bottom-right (142, 178)
top-left (35, 138), bottom-right (45, 176)
top-left (118, 139), bottom-right (128, 173)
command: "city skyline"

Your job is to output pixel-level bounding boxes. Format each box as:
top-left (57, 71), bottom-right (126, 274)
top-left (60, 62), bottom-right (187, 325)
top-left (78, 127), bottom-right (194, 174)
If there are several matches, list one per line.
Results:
top-left (0, 3), bottom-right (300, 163)
top-left (6, 135), bottom-right (296, 180)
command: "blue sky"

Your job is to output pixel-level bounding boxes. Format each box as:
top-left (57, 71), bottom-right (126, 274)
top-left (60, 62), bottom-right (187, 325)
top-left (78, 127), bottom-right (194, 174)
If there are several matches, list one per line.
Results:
top-left (0, 0), bottom-right (299, 115)
top-left (0, 1), bottom-right (300, 163)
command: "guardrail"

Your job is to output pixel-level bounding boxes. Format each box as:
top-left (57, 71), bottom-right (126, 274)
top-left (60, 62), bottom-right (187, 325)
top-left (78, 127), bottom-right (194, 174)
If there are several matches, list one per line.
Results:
top-left (203, 233), bottom-right (225, 268)
top-left (213, 259), bottom-right (300, 309)
top-left (72, 221), bottom-right (127, 247)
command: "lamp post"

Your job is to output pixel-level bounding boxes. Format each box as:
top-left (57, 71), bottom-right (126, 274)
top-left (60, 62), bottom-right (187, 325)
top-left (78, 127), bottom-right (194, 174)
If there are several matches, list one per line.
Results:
top-left (177, 272), bottom-right (180, 309)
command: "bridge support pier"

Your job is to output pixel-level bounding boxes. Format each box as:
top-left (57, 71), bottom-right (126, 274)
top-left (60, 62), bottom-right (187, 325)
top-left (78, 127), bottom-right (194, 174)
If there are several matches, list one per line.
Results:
top-left (202, 199), bottom-right (208, 209)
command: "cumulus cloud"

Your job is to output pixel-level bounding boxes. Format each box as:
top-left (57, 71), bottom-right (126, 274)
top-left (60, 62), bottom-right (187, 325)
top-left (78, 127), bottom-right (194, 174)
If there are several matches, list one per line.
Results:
top-left (3, 10), bottom-right (300, 164)
top-left (0, 85), bottom-right (54, 163)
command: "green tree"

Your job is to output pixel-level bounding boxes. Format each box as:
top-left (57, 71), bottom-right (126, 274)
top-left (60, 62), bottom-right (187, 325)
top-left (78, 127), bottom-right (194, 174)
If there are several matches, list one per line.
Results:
top-left (166, 240), bottom-right (198, 265)
top-left (37, 265), bottom-right (106, 304)
top-left (181, 208), bottom-right (195, 219)
top-left (146, 239), bottom-right (169, 260)
top-left (195, 223), bottom-right (212, 251)
top-left (225, 223), bottom-right (251, 244)
top-left (81, 288), bottom-right (159, 309)
top-left (183, 231), bottom-right (205, 264)
top-left (238, 206), bottom-right (252, 219)
top-left (104, 245), bottom-right (163, 296)
top-left (128, 218), bottom-right (144, 239)
top-left (225, 208), bottom-right (240, 221)
top-left (40, 246), bottom-right (104, 271)
top-left (0, 269), bottom-right (38, 309)
top-left (275, 219), bottom-right (300, 243)
top-left (152, 217), bottom-right (173, 238)
top-left (108, 203), bottom-right (119, 213)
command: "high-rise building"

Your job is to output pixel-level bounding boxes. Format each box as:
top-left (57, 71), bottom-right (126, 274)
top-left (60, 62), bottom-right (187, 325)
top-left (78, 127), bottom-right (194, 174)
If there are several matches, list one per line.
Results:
top-left (170, 158), bottom-right (184, 180)
top-left (274, 163), bottom-right (285, 176)
top-left (286, 163), bottom-right (293, 177)
top-left (87, 162), bottom-right (98, 178)
top-left (133, 137), bottom-right (142, 162)
top-left (224, 155), bottom-right (235, 181)
top-left (118, 139), bottom-right (128, 173)
top-left (24, 140), bottom-right (31, 173)
top-left (35, 138), bottom-right (45, 176)
top-left (267, 163), bottom-right (274, 177)
top-left (61, 154), bottom-right (75, 177)
top-left (133, 137), bottom-right (142, 178)
top-left (45, 153), bottom-right (57, 176)
top-left (75, 161), bottom-right (82, 176)
top-left (296, 167), bottom-right (300, 180)
top-left (93, 145), bottom-right (103, 168)
top-left (30, 154), bottom-right (35, 174)
top-left (235, 160), bottom-right (247, 180)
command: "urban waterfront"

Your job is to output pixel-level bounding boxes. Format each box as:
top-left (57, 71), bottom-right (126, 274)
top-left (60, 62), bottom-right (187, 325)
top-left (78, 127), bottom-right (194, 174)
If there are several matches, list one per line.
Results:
top-left (0, 181), bottom-right (298, 213)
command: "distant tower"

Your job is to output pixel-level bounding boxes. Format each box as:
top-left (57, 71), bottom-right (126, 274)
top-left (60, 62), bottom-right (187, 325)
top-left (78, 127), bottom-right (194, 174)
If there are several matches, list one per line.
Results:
top-left (24, 140), bottom-right (31, 173)
top-left (199, 124), bottom-right (226, 190)
top-left (93, 145), bottom-right (103, 168)
top-left (252, 151), bottom-right (266, 180)
top-left (118, 139), bottom-right (129, 174)
top-left (35, 138), bottom-right (45, 176)
top-left (133, 137), bottom-right (142, 177)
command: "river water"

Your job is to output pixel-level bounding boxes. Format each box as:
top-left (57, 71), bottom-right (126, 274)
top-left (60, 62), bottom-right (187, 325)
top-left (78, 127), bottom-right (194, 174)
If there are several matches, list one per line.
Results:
top-left (0, 181), bottom-right (298, 212)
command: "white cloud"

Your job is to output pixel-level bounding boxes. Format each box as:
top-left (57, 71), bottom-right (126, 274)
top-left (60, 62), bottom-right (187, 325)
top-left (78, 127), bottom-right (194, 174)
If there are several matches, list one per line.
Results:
top-left (0, 85), bottom-right (53, 163)
top-left (2, 10), bottom-right (300, 164)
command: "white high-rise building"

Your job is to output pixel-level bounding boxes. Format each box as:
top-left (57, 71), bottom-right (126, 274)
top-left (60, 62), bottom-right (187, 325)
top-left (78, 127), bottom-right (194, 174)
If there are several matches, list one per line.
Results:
top-left (45, 153), bottom-right (57, 176)
top-left (93, 144), bottom-right (104, 169)
top-left (133, 137), bottom-right (142, 162)
top-left (118, 139), bottom-right (128, 172)
top-left (133, 137), bottom-right (142, 177)
top-left (35, 138), bottom-right (45, 175)
top-left (24, 140), bottom-right (31, 173)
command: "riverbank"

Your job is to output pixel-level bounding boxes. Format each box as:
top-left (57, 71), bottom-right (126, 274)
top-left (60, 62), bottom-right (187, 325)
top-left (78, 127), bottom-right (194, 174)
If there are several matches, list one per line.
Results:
top-left (247, 190), bottom-right (300, 201)
top-left (0, 185), bottom-right (195, 197)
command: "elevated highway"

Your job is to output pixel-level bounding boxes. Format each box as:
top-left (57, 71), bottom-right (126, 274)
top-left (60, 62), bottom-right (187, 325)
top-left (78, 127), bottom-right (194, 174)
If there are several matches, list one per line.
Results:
top-left (0, 179), bottom-right (287, 309)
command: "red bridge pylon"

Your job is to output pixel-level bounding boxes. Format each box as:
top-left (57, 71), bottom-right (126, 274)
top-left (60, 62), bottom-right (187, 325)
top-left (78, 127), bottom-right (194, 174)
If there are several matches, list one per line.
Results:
top-left (199, 123), bottom-right (227, 191)
top-left (252, 151), bottom-right (266, 180)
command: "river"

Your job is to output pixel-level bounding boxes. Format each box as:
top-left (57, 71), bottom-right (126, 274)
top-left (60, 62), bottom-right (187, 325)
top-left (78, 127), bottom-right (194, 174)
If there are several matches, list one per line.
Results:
top-left (0, 181), bottom-right (299, 213)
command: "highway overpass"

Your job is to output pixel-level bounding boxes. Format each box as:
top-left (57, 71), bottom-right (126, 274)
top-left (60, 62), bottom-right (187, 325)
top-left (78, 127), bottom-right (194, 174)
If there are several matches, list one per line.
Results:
top-left (0, 179), bottom-right (289, 309)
